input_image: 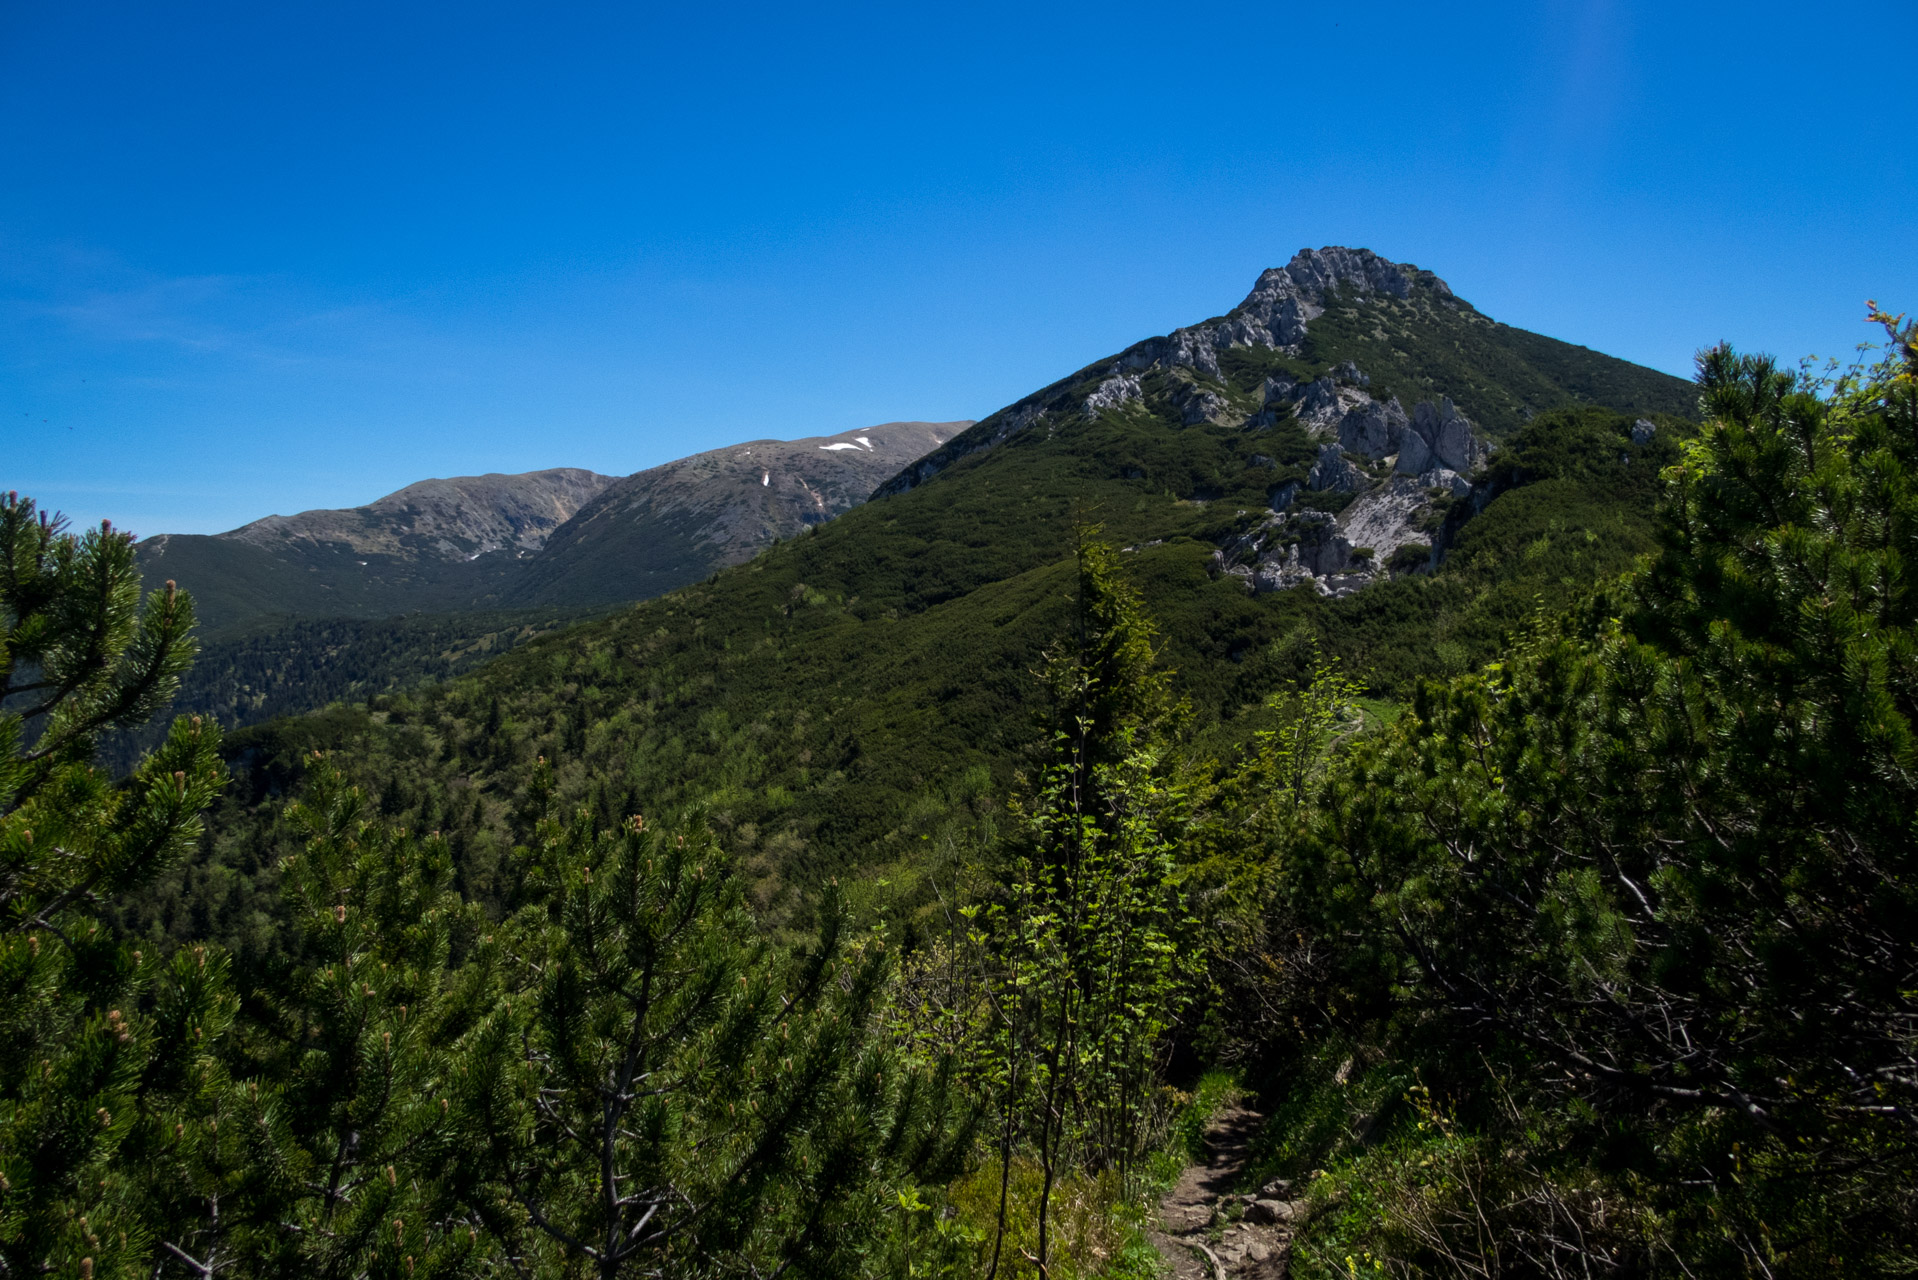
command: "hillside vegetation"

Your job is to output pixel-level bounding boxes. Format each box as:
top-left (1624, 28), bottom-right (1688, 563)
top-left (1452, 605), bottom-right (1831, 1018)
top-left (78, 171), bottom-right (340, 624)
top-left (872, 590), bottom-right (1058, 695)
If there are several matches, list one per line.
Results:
top-left (14, 253), bottom-right (1906, 1280)
top-left (96, 607), bottom-right (608, 776)
top-left (152, 254), bottom-right (1699, 949)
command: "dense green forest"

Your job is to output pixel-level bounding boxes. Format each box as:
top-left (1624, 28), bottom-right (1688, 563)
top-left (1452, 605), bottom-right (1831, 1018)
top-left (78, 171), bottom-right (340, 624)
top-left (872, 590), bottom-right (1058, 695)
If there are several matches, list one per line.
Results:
top-left (6, 301), bottom-right (1915, 1278)
top-left (97, 608), bottom-right (606, 777)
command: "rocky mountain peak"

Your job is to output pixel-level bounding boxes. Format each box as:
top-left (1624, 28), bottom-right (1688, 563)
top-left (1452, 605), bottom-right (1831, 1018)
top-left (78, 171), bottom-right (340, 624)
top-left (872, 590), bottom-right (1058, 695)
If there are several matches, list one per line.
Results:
top-left (1248, 246), bottom-right (1443, 309)
top-left (1104, 247), bottom-right (1455, 380)
top-left (877, 248), bottom-right (1516, 501)
top-left (1224, 247), bottom-right (1453, 352)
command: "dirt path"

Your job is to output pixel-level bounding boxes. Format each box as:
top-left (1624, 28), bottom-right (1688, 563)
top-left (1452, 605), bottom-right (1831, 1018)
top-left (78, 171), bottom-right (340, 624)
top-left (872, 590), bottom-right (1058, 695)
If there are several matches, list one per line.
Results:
top-left (1150, 1105), bottom-right (1306, 1279)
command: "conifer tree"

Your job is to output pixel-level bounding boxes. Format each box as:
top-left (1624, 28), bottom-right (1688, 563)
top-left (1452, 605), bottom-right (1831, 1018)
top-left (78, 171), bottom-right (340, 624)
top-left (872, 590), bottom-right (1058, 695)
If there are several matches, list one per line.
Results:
top-left (0, 493), bottom-right (226, 1278)
top-left (448, 802), bottom-right (966, 1278)
top-left (139, 759), bottom-right (493, 1279)
top-left (1268, 312), bottom-right (1918, 1272)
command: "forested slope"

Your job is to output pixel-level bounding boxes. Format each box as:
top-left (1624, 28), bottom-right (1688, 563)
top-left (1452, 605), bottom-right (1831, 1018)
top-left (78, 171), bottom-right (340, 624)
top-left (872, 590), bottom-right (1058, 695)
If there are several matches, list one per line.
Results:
top-left (95, 606), bottom-right (607, 775)
top-left (138, 249), bottom-right (1699, 954)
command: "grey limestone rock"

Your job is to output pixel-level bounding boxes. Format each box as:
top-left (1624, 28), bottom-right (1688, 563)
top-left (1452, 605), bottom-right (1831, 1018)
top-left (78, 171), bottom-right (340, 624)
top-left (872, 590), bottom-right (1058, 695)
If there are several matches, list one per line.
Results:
top-left (1168, 380), bottom-right (1237, 427)
top-left (1338, 395), bottom-right (1410, 459)
top-left (1216, 506), bottom-right (1357, 595)
top-left (1308, 444), bottom-right (1367, 494)
top-left (1269, 481), bottom-right (1298, 512)
top-left (1419, 467), bottom-right (1473, 498)
top-left (1430, 399), bottom-right (1485, 472)
top-left (1245, 1199), bottom-right (1301, 1225)
top-left (1632, 418), bottom-right (1658, 444)
top-left (1292, 511), bottom-right (1354, 576)
top-left (1397, 398), bottom-right (1484, 475)
top-left (1330, 359), bottom-right (1370, 386)
top-left (1396, 426), bottom-right (1432, 475)
top-left (1084, 373), bottom-right (1141, 416)
top-left (1294, 377), bottom-right (1340, 430)
top-left (1337, 474), bottom-right (1445, 577)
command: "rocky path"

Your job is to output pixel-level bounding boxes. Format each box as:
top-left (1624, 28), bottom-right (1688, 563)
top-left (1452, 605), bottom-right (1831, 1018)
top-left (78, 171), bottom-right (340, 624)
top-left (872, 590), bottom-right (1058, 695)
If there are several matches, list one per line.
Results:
top-left (1150, 1106), bottom-right (1307, 1279)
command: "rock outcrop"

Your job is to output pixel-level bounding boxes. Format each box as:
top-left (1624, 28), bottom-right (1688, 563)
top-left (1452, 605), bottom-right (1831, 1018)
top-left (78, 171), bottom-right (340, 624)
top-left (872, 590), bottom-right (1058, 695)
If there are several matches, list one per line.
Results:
top-left (1307, 443), bottom-right (1368, 494)
top-left (1258, 363), bottom-right (1485, 477)
top-left (1180, 345), bottom-right (1494, 601)
top-left (1084, 374), bottom-right (1142, 416)
top-left (1337, 396), bottom-right (1412, 457)
top-left (881, 246), bottom-right (1457, 495)
top-left (1214, 508), bottom-right (1370, 597)
top-left (1216, 456), bottom-right (1469, 599)
top-left (1168, 379), bottom-right (1239, 427)
top-left (1398, 398), bottom-right (1487, 475)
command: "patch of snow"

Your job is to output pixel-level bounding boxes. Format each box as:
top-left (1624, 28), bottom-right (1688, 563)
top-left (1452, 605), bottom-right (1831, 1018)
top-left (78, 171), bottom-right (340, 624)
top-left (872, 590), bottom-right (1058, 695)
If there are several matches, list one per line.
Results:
top-left (855, 436), bottom-right (873, 449)
top-left (818, 442), bottom-right (863, 452)
top-left (762, 473), bottom-right (770, 486)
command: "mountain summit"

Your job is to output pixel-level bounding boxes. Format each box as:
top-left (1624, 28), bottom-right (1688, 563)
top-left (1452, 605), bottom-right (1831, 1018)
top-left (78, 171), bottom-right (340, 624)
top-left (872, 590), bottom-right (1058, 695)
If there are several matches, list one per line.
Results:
top-left (880, 247), bottom-right (1674, 498)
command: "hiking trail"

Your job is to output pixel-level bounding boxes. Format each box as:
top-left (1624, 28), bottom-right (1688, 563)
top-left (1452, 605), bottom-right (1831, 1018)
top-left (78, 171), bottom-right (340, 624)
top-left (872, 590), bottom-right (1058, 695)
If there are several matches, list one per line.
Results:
top-left (1150, 1105), bottom-right (1308, 1279)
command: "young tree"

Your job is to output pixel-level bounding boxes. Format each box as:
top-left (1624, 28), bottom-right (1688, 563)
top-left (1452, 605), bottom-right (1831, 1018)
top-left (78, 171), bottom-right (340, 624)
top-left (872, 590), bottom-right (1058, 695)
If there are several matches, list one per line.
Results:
top-left (970, 530), bottom-right (1192, 1279)
top-left (0, 494), bottom-right (227, 1278)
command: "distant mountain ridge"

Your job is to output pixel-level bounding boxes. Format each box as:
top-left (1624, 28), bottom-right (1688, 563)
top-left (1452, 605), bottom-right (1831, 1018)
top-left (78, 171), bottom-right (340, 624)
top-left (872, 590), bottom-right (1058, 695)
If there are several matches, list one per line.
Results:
top-left (137, 422), bottom-right (969, 635)
top-left (216, 468), bottom-right (615, 562)
top-left (504, 421), bottom-right (970, 607)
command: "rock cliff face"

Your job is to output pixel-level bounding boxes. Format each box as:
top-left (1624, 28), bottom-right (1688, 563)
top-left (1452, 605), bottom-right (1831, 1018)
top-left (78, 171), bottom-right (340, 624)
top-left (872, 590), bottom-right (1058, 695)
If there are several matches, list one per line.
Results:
top-left (1204, 343), bottom-right (1500, 599)
top-left (1212, 356), bottom-right (1497, 598)
top-left (1214, 468), bottom-right (1450, 599)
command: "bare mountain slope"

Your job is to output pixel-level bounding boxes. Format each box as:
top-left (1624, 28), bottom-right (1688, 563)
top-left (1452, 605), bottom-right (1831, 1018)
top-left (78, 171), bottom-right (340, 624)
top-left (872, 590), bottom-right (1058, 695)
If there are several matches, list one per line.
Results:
top-left (221, 468), bottom-right (614, 561)
top-left (137, 425), bottom-right (969, 634)
top-left (139, 468), bottom-right (616, 635)
top-left (499, 421), bottom-right (970, 606)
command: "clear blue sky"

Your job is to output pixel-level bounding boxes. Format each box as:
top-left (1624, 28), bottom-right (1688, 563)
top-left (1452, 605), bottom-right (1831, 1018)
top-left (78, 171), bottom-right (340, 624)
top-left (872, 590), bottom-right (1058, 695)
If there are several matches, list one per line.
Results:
top-left (4, 0), bottom-right (1913, 536)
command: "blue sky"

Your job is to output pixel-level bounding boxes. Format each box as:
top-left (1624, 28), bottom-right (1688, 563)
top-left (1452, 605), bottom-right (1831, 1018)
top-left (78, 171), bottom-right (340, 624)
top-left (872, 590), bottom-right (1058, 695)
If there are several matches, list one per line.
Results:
top-left (3, 0), bottom-right (1913, 535)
